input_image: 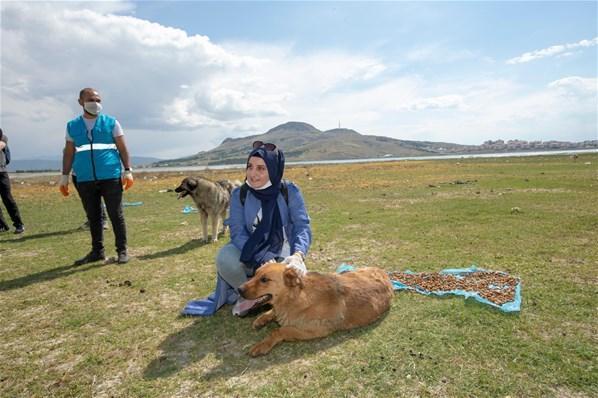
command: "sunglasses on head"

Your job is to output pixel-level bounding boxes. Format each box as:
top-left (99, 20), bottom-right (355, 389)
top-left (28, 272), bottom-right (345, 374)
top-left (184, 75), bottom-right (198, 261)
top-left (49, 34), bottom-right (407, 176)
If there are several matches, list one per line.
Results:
top-left (252, 140), bottom-right (277, 151)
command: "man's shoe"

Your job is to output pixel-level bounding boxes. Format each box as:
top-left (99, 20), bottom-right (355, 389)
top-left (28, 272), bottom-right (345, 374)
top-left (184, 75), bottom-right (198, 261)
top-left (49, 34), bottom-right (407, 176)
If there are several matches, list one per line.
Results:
top-left (117, 251), bottom-right (129, 264)
top-left (0, 226), bottom-right (9, 233)
top-left (14, 225), bottom-right (25, 234)
top-left (74, 251), bottom-right (106, 266)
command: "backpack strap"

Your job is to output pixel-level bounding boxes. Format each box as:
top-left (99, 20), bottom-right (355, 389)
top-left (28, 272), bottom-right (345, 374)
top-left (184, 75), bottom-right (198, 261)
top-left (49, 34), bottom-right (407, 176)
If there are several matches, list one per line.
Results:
top-left (280, 179), bottom-right (289, 205)
top-left (240, 182), bottom-right (249, 206)
top-left (240, 180), bottom-right (289, 206)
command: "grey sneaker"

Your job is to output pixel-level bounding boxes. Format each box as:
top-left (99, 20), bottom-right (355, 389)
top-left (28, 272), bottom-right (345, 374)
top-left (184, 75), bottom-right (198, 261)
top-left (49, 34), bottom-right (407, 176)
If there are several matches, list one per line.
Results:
top-left (117, 251), bottom-right (129, 264)
top-left (14, 225), bottom-right (25, 234)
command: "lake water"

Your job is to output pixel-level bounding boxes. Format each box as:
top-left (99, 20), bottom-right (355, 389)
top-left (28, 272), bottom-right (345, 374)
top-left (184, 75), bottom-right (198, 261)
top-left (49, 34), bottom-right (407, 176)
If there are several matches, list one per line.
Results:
top-left (11, 149), bottom-right (597, 179)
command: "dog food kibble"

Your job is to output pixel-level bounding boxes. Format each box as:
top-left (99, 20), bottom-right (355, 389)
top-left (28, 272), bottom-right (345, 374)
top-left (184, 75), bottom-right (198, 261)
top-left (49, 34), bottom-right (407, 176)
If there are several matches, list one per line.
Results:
top-left (389, 271), bottom-right (518, 305)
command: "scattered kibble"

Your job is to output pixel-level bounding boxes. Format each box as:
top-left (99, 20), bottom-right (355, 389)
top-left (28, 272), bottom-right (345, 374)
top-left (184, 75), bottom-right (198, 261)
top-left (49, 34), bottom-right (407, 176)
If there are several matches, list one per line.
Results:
top-left (389, 270), bottom-right (518, 305)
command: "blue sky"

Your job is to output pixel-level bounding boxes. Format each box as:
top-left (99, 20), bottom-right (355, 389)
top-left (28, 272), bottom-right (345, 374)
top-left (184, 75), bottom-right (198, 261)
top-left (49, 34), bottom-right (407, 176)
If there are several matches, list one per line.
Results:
top-left (1, 1), bottom-right (596, 159)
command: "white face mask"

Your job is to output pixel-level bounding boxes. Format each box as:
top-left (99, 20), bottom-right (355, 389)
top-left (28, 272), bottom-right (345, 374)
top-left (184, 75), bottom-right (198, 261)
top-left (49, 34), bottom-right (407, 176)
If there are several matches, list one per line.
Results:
top-left (84, 101), bottom-right (102, 116)
top-left (246, 179), bottom-right (272, 190)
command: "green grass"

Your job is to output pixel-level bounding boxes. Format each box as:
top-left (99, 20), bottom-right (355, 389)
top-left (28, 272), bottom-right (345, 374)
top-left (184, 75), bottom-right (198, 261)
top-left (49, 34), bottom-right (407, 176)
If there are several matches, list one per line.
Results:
top-left (1, 154), bottom-right (597, 397)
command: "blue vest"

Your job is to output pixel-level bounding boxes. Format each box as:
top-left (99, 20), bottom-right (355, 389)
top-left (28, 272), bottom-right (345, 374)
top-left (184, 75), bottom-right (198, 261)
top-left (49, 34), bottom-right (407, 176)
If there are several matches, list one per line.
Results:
top-left (68, 114), bottom-right (122, 182)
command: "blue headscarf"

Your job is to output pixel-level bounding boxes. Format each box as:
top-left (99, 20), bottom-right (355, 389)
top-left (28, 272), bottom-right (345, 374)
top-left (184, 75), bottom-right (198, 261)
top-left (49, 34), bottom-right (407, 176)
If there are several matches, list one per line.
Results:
top-left (240, 146), bottom-right (286, 270)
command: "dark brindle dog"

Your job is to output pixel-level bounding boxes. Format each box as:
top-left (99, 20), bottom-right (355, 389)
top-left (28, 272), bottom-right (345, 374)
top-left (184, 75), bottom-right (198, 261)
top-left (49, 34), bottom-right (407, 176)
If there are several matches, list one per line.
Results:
top-left (174, 177), bottom-right (239, 242)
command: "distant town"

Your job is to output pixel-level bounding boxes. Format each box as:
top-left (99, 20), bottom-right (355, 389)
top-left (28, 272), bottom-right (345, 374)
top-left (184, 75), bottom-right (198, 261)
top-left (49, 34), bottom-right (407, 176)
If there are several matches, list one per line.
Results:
top-left (445, 139), bottom-right (598, 153)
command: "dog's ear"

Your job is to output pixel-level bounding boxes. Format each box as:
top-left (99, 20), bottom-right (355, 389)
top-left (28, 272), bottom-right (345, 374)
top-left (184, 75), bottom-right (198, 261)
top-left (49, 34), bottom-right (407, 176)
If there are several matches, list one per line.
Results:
top-left (186, 178), bottom-right (197, 189)
top-left (283, 267), bottom-right (304, 289)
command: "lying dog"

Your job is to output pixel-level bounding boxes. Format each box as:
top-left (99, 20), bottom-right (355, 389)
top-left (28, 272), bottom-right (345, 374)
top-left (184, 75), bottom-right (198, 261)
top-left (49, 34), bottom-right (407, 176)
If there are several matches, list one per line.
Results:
top-left (174, 176), bottom-right (234, 242)
top-left (238, 263), bottom-right (394, 356)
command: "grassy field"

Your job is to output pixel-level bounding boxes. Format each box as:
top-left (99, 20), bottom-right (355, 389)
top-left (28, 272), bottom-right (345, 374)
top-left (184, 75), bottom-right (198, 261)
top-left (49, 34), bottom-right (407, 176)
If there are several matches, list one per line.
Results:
top-left (1, 154), bottom-right (597, 397)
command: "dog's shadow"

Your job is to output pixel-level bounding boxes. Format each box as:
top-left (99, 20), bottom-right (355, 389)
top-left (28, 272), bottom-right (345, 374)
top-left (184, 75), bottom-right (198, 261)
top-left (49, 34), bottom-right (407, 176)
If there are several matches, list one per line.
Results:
top-left (144, 311), bottom-right (387, 381)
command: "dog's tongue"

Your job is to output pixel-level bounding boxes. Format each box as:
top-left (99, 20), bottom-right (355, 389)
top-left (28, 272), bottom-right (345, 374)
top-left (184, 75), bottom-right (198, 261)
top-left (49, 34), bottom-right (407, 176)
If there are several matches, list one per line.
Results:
top-left (237, 298), bottom-right (258, 313)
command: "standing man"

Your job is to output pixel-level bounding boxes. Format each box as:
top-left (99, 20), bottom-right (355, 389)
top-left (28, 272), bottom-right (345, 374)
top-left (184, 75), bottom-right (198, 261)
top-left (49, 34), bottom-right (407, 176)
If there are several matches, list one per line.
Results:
top-left (0, 128), bottom-right (25, 234)
top-left (59, 88), bottom-right (134, 265)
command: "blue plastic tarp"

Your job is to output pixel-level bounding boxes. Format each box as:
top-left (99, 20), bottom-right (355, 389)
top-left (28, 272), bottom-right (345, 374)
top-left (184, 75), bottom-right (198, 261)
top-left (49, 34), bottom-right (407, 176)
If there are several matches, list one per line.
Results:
top-left (336, 264), bottom-right (521, 312)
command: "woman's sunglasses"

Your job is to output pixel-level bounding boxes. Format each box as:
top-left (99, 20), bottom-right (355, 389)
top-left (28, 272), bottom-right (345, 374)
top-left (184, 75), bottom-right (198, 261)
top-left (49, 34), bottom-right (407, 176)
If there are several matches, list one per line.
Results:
top-left (252, 140), bottom-right (277, 151)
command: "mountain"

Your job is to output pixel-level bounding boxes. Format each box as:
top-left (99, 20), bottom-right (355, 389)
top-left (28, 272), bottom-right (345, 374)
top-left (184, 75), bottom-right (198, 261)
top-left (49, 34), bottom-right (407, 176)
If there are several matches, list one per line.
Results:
top-left (153, 121), bottom-right (477, 167)
top-left (7, 156), bottom-right (162, 172)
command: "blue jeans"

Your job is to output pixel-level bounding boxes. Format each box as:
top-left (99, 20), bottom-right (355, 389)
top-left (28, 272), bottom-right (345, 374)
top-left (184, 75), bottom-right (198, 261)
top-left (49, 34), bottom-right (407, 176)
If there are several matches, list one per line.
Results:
top-left (216, 243), bottom-right (253, 289)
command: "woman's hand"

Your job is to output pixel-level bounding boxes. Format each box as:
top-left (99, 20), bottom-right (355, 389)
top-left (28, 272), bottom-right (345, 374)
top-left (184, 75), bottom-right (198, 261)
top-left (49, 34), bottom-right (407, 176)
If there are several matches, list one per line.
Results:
top-left (283, 252), bottom-right (306, 275)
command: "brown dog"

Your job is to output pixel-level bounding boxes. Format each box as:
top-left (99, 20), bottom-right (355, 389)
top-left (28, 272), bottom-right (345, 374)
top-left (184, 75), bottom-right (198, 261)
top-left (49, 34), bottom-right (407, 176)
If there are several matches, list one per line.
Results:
top-left (174, 176), bottom-right (232, 242)
top-left (238, 263), bottom-right (394, 356)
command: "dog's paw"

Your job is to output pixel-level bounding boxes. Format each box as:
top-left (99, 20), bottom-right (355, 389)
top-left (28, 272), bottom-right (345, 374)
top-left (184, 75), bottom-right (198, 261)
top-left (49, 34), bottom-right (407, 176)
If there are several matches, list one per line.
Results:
top-left (248, 341), bottom-right (272, 357)
top-left (252, 318), bottom-right (267, 330)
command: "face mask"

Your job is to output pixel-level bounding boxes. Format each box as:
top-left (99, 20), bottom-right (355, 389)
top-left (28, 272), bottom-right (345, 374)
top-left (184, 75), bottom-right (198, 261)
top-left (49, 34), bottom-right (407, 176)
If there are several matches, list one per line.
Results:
top-left (84, 101), bottom-right (102, 116)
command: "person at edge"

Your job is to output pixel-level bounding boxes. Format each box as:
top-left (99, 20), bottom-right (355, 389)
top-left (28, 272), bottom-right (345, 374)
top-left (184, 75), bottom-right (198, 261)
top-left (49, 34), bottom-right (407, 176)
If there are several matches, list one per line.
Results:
top-left (0, 128), bottom-right (25, 234)
top-left (59, 88), bottom-right (134, 265)
top-left (216, 141), bottom-right (312, 316)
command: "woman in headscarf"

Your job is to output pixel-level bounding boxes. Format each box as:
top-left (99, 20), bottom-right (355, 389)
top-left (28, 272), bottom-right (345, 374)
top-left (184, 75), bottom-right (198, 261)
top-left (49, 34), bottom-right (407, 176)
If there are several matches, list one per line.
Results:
top-left (217, 141), bottom-right (312, 316)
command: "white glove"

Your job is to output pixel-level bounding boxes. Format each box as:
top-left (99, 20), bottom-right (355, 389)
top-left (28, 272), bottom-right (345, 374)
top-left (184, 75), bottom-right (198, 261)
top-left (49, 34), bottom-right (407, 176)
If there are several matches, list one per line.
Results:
top-left (122, 170), bottom-right (134, 190)
top-left (59, 174), bottom-right (70, 196)
top-left (283, 252), bottom-right (307, 276)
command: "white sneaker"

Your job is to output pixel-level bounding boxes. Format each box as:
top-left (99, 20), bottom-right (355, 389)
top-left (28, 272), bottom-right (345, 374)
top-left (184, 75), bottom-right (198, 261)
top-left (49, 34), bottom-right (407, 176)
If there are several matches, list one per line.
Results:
top-left (232, 297), bottom-right (258, 317)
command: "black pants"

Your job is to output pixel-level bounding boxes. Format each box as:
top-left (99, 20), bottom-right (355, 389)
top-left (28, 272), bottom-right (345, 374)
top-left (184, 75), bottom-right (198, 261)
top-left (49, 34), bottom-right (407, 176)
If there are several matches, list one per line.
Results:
top-left (0, 172), bottom-right (24, 230)
top-left (72, 175), bottom-right (106, 223)
top-left (76, 178), bottom-right (127, 254)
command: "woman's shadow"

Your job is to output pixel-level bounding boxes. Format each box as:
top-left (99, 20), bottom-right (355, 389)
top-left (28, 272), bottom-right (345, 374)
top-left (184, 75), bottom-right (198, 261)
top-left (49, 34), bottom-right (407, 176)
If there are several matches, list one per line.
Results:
top-left (137, 239), bottom-right (209, 261)
top-left (143, 311), bottom-right (384, 381)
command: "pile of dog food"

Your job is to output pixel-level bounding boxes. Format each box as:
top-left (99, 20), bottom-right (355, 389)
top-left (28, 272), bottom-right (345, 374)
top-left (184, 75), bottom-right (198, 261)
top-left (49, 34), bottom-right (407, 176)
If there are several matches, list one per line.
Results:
top-left (388, 270), bottom-right (518, 306)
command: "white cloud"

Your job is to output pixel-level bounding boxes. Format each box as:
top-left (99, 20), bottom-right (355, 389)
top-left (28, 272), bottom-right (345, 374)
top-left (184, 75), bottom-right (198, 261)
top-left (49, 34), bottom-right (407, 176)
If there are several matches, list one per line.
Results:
top-left (401, 95), bottom-right (465, 111)
top-left (390, 77), bottom-right (597, 144)
top-left (507, 37), bottom-right (598, 64)
top-left (406, 43), bottom-right (476, 64)
top-left (0, 2), bottom-right (596, 160)
top-left (548, 76), bottom-right (597, 97)
top-left (0, 2), bottom-right (393, 158)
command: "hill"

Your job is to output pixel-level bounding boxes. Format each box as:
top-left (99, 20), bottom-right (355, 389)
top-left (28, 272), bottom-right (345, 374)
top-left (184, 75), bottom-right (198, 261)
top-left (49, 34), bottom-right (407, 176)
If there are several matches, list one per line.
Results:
top-left (153, 121), bottom-right (473, 167)
top-left (153, 121), bottom-right (597, 167)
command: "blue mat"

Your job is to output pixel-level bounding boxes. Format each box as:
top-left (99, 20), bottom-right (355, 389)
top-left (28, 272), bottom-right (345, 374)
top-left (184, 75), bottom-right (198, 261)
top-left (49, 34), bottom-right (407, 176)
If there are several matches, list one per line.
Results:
top-left (337, 264), bottom-right (521, 312)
